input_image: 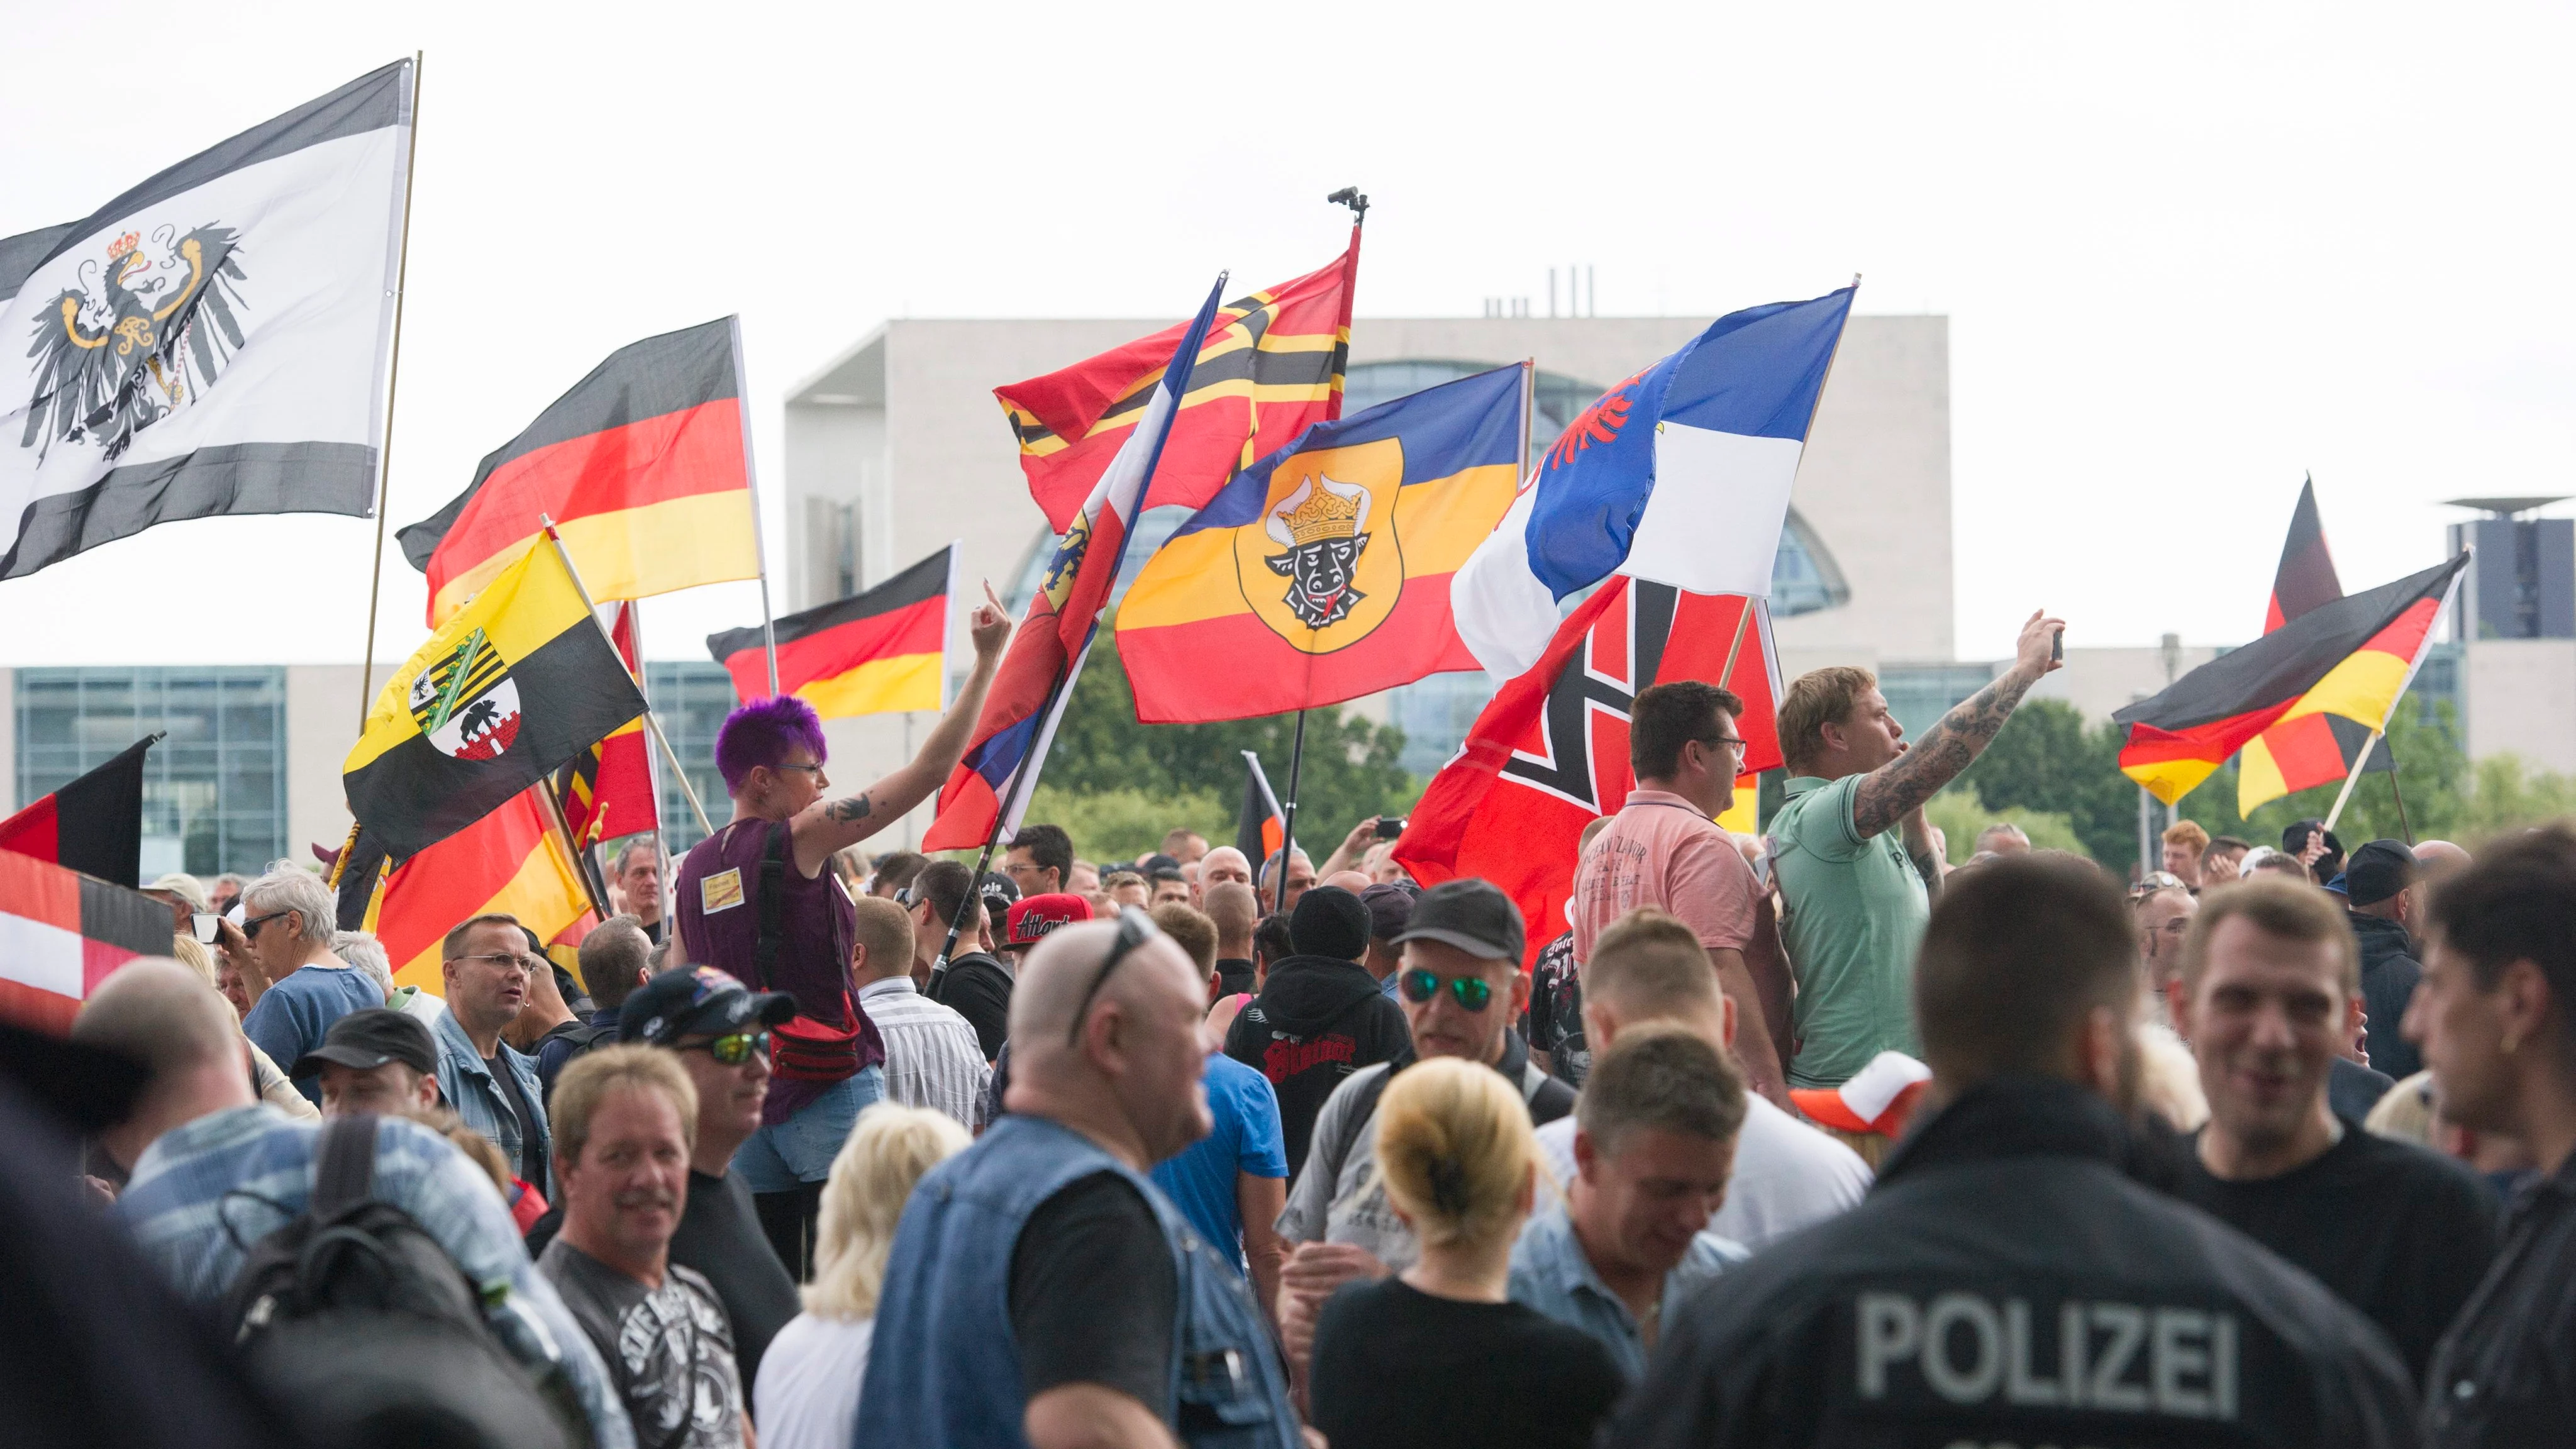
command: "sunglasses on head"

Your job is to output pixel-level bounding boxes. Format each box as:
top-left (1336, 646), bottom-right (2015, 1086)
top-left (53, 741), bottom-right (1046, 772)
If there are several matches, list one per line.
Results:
top-left (1400, 969), bottom-right (1494, 1013)
top-left (1067, 907), bottom-right (1163, 1047)
top-left (680, 1030), bottom-right (770, 1065)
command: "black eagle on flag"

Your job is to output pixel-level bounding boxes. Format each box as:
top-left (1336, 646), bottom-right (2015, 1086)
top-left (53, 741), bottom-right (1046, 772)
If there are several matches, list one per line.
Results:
top-left (23, 223), bottom-right (248, 462)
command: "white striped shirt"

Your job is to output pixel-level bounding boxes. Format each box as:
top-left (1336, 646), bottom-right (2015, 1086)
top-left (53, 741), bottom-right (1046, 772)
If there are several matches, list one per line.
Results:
top-left (858, 976), bottom-right (993, 1130)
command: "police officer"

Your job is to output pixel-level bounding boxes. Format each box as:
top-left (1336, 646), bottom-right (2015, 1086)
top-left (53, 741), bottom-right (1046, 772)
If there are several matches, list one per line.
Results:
top-left (1614, 852), bottom-right (2419, 1448)
top-left (857, 912), bottom-right (1301, 1449)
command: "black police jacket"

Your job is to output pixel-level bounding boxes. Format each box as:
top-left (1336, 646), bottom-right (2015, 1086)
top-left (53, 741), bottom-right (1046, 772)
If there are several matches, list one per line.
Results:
top-left (1611, 1077), bottom-right (2419, 1448)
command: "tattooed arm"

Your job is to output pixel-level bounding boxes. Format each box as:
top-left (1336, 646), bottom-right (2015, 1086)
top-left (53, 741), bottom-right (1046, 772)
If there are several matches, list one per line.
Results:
top-left (1850, 610), bottom-right (2064, 841)
top-left (794, 582), bottom-right (1013, 871)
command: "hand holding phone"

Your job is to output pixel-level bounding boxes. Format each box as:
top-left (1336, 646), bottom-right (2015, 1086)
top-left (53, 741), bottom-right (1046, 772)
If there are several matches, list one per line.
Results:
top-left (1375, 817), bottom-right (1407, 840)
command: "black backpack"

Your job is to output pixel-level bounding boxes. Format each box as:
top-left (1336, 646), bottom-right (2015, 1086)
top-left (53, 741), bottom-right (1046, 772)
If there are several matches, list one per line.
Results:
top-left (219, 1114), bottom-right (579, 1449)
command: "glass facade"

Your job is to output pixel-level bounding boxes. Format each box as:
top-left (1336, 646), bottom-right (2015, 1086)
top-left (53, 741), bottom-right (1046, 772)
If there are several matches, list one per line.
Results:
top-left (1877, 662), bottom-right (2001, 742)
top-left (14, 667), bottom-right (287, 882)
top-left (643, 662), bottom-right (738, 857)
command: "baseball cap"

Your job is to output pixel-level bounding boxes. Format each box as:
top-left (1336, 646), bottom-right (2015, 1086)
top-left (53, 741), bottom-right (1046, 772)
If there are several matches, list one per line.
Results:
top-left (977, 870), bottom-right (1021, 924)
top-left (1789, 1050), bottom-right (1933, 1138)
top-left (619, 965), bottom-right (796, 1046)
top-left (144, 872), bottom-right (210, 911)
top-left (1006, 892), bottom-right (1092, 950)
top-left (1289, 886), bottom-right (1370, 961)
top-left (1360, 880), bottom-right (1419, 941)
top-left (1392, 878), bottom-right (1524, 963)
top-left (2281, 819), bottom-right (2344, 860)
top-left (290, 1008), bottom-right (437, 1080)
top-left (2343, 840), bottom-right (2418, 908)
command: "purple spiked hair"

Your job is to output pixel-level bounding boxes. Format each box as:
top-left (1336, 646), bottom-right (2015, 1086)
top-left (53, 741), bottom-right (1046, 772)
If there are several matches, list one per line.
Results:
top-left (714, 695), bottom-right (829, 794)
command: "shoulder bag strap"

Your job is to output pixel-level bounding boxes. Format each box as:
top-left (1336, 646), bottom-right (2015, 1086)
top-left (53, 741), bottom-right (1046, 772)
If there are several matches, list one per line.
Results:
top-left (753, 820), bottom-right (792, 985)
top-left (311, 1113), bottom-right (378, 1218)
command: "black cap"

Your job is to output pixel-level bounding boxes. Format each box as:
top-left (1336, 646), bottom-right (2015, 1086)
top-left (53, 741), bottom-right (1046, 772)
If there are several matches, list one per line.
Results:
top-left (1289, 886), bottom-right (1370, 961)
top-left (1141, 853), bottom-right (1182, 875)
top-left (977, 870), bottom-right (1021, 923)
top-left (2344, 840), bottom-right (2418, 908)
top-left (1360, 880), bottom-right (1419, 941)
top-left (291, 1008), bottom-right (436, 1080)
top-left (1393, 878), bottom-right (1525, 963)
top-left (619, 965), bottom-right (796, 1046)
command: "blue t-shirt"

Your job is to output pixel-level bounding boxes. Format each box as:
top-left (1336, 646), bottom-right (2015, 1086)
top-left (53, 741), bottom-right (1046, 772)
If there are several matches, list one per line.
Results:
top-left (1150, 1053), bottom-right (1289, 1274)
top-left (242, 964), bottom-right (384, 1104)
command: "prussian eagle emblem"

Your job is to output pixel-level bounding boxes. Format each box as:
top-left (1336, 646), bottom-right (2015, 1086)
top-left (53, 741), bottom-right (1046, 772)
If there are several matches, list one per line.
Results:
top-left (21, 221), bottom-right (248, 462)
top-left (408, 628), bottom-right (523, 762)
top-left (1263, 475), bottom-right (1372, 630)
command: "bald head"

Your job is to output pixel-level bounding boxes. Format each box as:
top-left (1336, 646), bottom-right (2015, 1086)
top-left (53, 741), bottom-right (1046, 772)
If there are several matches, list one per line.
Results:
top-left (1009, 919), bottom-right (1202, 1070)
top-left (1204, 881), bottom-right (1258, 940)
top-left (1324, 870), bottom-right (1370, 894)
top-left (1004, 918), bottom-right (1214, 1166)
top-left (74, 959), bottom-right (244, 1080)
top-left (74, 959), bottom-right (255, 1170)
top-left (1198, 847), bottom-right (1253, 892)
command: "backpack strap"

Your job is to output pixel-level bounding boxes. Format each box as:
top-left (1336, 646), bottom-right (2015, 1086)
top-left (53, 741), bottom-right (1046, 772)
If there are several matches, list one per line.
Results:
top-left (753, 820), bottom-right (792, 985)
top-left (311, 1113), bottom-right (379, 1220)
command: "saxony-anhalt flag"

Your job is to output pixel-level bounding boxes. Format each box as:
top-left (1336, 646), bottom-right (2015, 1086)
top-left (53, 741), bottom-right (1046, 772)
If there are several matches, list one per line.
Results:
top-left (346, 536), bottom-right (647, 858)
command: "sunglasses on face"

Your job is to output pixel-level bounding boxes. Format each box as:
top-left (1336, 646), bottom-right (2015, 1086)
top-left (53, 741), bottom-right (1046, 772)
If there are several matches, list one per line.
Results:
top-left (241, 909), bottom-right (291, 941)
top-left (1400, 969), bottom-right (1494, 1013)
top-left (680, 1030), bottom-right (770, 1065)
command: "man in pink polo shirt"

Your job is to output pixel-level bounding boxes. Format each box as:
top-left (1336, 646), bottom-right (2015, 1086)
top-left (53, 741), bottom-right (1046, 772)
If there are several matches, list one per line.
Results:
top-left (1572, 681), bottom-right (1790, 1106)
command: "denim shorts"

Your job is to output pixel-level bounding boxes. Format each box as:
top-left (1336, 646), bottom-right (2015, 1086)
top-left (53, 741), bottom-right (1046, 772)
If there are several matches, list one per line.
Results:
top-left (730, 1065), bottom-right (884, 1191)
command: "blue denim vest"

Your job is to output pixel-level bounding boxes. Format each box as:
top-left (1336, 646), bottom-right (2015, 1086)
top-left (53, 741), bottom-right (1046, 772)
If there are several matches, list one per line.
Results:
top-left (855, 1114), bottom-right (1300, 1449)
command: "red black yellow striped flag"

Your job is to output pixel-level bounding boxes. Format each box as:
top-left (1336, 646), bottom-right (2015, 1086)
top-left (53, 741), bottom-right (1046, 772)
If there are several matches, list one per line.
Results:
top-left (397, 318), bottom-right (760, 625)
top-left (2265, 475), bottom-right (2343, 633)
top-left (2115, 553), bottom-right (2467, 808)
top-left (554, 601), bottom-right (657, 850)
top-left (997, 231), bottom-right (1360, 533)
top-left (2249, 476), bottom-right (2392, 801)
top-left (706, 544), bottom-right (953, 716)
top-left (347, 787), bottom-right (599, 991)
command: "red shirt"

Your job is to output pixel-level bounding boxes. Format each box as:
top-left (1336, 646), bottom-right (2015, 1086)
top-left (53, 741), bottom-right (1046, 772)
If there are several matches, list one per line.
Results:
top-left (1571, 789), bottom-right (1759, 966)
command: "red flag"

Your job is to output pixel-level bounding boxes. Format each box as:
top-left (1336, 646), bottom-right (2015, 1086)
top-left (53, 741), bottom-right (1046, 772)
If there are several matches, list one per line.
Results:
top-left (0, 850), bottom-right (172, 1033)
top-left (1394, 579), bottom-right (1782, 970)
top-left (0, 735), bottom-right (155, 885)
top-left (554, 602), bottom-right (658, 850)
top-left (997, 231), bottom-right (1361, 533)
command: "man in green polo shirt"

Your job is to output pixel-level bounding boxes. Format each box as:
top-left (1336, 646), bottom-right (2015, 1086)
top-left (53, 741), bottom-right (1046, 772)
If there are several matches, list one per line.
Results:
top-left (1767, 609), bottom-right (2064, 1089)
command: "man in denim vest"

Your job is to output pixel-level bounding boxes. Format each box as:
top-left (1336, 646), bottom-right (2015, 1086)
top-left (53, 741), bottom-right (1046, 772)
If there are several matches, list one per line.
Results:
top-left (858, 911), bottom-right (1302, 1449)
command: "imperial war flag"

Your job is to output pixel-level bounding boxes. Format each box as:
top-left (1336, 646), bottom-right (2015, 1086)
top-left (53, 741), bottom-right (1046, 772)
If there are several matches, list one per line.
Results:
top-left (0, 61), bottom-right (414, 579)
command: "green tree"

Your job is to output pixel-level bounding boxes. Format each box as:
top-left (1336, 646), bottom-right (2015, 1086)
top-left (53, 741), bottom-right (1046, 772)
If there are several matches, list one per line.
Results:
top-left (1924, 784), bottom-right (2087, 862)
top-left (2160, 701), bottom-right (2468, 850)
top-left (1017, 616), bottom-right (1419, 860)
top-left (1950, 699), bottom-right (2139, 866)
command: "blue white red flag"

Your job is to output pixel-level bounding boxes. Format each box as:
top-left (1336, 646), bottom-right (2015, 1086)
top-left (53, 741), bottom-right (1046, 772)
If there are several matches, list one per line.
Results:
top-left (1450, 285), bottom-right (1854, 676)
top-left (922, 275), bottom-right (1227, 850)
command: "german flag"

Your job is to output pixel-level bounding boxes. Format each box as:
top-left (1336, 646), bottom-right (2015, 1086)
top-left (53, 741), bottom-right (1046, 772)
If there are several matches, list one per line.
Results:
top-left (1236, 750), bottom-right (1285, 867)
top-left (0, 849), bottom-right (173, 1032)
top-left (555, 601), bottom-right (658, 849)
top-left (2245, 476), bottom-right (2391, 804)
top-left (345, 788), bottom-right (599, 992)
top-left (2265, 475), bottom-right (2343, 632)
top-left (707, 544), bottom-right (953, 716)
top-left (346, 536), bottom-right (648, 859)
top-left (397, 318), bottom-right (760, 626)
top-left (2116, 553), bottom-right (2467, 808)
top-left (999, 230), bottom-right (1361, 533)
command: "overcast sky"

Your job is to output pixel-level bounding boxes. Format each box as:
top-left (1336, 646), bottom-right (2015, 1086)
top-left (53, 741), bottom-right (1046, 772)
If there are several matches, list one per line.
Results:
top-left (4, 1), bottom-right (2570, 674)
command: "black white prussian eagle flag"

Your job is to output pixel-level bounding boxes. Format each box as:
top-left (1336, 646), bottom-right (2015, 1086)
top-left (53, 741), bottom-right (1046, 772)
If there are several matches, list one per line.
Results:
top-left (0, 60), bottom-right (414, 579)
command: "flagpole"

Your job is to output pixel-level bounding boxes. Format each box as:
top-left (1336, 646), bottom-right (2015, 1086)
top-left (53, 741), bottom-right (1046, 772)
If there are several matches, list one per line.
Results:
top-left (930, 650), bottom-right (1076, 987)
top-left (726, 315), bottom-right (782, 695)
top-left (535, 774), bottom-right (614, 926)
top-left (2321, 731), bottom-right (2380, 835)
top-left (357, 50), bottom-right (428, 731)
top-left (537, 516), bottom-right (715, 837)
top-left (1275, 709), bottom-right (1310, 908)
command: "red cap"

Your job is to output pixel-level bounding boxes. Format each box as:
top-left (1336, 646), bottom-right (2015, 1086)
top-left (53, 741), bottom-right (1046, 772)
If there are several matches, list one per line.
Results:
top-left (1006, 892), bottom-right (1093, 948)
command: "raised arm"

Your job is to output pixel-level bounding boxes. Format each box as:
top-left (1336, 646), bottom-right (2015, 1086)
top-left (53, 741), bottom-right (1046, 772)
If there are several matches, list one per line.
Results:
top-left (1850, 610), bottom-right (2063, 840)
top-left (792, 583), bottom-right (1012, 869)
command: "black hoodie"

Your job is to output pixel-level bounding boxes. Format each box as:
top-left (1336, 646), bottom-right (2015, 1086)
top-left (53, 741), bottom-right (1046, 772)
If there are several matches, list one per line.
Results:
top-left (1224, 953), bottom-right (1411, 1175)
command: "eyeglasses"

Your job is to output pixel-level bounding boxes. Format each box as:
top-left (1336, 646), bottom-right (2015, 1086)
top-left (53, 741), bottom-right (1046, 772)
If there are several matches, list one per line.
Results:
top-left (680, 1030), bottom-right (770, 1065)
top-left (1067, 907), bottom-right (1162, 1048)
top-left (1699, 733), bottom-right (1750, 755)
top-left (451, 951), bottom-right (531, 972)
top-left (240, 909), bottom-right (291, 941)
top-left (1400, 969), bottom-right (1494, 1013)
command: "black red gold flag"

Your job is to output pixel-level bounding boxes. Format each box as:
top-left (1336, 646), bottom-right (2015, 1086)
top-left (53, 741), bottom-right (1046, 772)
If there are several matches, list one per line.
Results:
top-left (0, 735), bottom-right (157, 885)
top-left (707, 545), bottom-right (953, 716)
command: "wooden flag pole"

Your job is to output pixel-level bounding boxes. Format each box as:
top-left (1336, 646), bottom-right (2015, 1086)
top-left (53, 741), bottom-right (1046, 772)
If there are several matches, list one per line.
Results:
top-left (2321, 730), bottom-right (2380, 835)
top-left (538, 516), bottom-right (714, 837)
top-left (535, 773), bottom-right (614, 926)
top-left (358, 51), bottom-right (427, 731)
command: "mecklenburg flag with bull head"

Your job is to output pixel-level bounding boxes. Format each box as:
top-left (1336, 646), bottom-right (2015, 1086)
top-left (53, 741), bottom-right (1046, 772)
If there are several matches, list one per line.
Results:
top-left (346, 536), bottom-right (648, 859)
top-left (708, 543), bottom-right (955, 716)
top-left (997, 231), bottom-right (1360, 533)
top-left (397, 318), bottom-right (760, 625)
top-left (1119, 364), bottom-right (1526, 722)
top-left (0, 61), bottom-right (413, 579)
top-left (2115, 552), bottom-right (2468, 811)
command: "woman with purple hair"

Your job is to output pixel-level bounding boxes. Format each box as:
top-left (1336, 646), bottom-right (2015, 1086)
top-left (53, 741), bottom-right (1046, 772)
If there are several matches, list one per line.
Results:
top-left (670, 583), bottom-right (1009, 1271)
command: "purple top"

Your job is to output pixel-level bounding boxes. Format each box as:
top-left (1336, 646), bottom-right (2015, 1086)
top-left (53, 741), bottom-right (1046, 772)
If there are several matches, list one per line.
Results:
top-left (677, 818), bottom-right (885, 1124)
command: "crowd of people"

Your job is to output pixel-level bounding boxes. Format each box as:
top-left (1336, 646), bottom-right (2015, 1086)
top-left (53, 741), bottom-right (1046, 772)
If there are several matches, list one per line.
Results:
top-left (12, 602), bottom-right (2576, 1449)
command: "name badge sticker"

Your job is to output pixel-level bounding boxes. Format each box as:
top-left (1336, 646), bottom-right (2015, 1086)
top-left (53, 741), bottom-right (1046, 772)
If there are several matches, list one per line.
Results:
top-left (701, 867), bottom-right (745, 914)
